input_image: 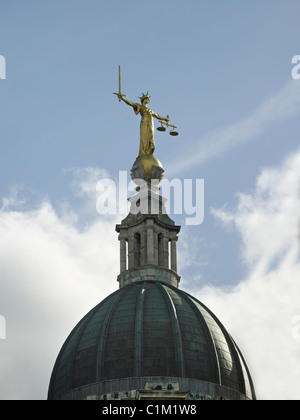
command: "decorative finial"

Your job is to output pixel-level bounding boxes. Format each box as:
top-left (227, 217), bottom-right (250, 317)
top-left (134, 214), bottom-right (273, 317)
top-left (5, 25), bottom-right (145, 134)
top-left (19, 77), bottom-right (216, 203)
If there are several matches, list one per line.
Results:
top-left (114, 66), bottom-right (178, 183)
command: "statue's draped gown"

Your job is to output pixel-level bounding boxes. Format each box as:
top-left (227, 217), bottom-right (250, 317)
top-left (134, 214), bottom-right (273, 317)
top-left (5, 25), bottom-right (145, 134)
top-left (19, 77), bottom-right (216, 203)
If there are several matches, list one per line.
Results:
top-left (133, 104), bottom-right (156, 156)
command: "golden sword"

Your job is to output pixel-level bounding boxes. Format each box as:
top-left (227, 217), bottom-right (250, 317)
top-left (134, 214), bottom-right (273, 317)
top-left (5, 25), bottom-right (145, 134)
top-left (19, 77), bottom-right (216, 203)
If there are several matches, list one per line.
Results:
top-left (113, 65), bottom-right (126, 101)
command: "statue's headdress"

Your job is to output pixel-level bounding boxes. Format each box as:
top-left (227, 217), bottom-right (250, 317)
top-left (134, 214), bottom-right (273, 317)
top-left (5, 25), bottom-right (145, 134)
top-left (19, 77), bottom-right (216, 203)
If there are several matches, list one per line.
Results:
top-left (139, 92), bottom-right (151, 103)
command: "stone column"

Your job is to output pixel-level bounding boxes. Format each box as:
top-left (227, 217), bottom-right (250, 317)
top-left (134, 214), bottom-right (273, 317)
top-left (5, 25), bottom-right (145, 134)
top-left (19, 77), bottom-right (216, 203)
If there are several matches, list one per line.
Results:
top-left (140, 231), bottom-right (146, 266)
top-left (147, 227), bottom-right (154, 265)
top-left (120, 239), bottom-right (127, 273)
top-left (154, 231), bottom-right (159, 266)
top-left (132, 233), bottom-right (138, 267)
top-left (170, 238), bottom-right (178, 272)
top-left (128, 234), bottom-right (135, 269)
top-left (162, 236), bottom-right (169, 268)
top-left (158, 234), bottom-right (164, 267)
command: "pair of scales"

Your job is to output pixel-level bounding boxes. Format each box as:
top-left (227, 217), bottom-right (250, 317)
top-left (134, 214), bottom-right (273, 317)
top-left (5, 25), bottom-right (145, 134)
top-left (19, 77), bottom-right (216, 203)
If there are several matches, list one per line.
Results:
top-left (114, 66), bottom-right (179, 138)
top-left (157, 121), bottom-right (178, 136)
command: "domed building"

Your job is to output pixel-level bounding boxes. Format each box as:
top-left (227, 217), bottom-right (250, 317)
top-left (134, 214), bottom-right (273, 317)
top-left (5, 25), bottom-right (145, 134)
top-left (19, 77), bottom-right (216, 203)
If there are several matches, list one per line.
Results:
top-left (48, 87), bottom-right (256, 400)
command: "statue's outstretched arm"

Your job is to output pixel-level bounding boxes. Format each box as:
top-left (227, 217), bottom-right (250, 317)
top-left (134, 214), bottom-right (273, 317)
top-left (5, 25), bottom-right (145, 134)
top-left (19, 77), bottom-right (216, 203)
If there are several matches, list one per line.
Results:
top-left (152, 112), bottom-right (170, 122)
top-left (118, 94), bottom-right (136, 108)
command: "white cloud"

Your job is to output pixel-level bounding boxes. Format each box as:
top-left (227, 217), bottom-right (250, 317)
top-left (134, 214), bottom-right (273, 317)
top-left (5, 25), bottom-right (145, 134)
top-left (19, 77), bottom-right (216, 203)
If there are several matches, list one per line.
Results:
top-left (1, 185), bottom-right (27, 211)
top-left (196, 149), bottom-right (300, 400)
top-left (68, 166), bottom-right (111, 200)
top-left (0, 183), bottom-right (119, 399)
top-left (166, 80), bottom-right (300, 176)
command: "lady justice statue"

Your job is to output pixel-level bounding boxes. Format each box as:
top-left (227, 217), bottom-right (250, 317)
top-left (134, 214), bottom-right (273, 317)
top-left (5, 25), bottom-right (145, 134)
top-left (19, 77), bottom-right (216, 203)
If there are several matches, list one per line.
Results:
top-left (114, 66), bottom-right (178, 180)
top-left (117, 91), bottom-right (169, 157)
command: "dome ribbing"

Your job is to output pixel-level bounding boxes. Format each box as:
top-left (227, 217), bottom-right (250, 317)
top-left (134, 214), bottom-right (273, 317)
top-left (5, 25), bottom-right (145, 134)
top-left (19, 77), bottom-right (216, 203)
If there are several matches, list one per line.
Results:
top-left (48, 281), bottom-right (255, 400)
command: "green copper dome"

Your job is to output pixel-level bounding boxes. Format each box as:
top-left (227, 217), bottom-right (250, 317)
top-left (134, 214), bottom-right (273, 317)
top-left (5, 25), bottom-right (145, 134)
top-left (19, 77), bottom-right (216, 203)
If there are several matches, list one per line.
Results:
top-left (48, 281), bottom-right (256, 400)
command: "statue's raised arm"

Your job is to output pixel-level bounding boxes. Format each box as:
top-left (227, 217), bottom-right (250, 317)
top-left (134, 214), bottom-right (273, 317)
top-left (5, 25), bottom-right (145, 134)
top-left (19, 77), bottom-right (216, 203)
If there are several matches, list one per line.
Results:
top-left (117, 94), bottom-right (136, 109)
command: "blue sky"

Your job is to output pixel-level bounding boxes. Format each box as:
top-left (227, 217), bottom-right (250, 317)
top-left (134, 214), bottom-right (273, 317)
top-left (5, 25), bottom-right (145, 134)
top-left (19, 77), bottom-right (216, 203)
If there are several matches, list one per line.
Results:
top-left (0, 0), bottom-right (300, 400)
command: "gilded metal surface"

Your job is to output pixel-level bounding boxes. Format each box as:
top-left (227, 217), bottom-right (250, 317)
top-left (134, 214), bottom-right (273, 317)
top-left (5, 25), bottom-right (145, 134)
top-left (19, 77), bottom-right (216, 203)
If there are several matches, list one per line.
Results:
top-left (114, 66), bottom-right (178, 157)
top-left (113, 65), bottom-right (126, 102)
top-left (132, 154), bottom-right (163, 178)
top-left (157, 119), bottom-right (178, 136)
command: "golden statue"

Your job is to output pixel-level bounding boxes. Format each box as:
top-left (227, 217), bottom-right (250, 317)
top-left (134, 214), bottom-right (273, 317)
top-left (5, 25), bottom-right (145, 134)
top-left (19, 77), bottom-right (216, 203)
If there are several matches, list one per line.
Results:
top-left (114, 66), bottom-right (178, 159)
top-left (117, 92), bottom-right (169, 157)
